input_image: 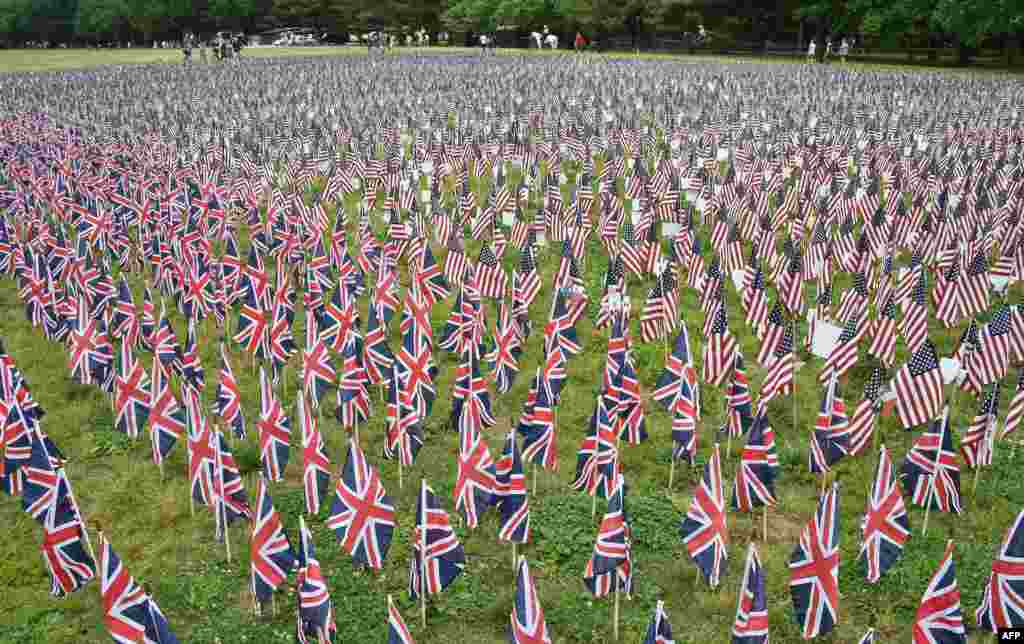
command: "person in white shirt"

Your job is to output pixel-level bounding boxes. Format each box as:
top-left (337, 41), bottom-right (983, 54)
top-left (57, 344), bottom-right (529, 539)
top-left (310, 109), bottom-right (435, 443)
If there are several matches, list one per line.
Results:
top-left (807, 40), bottom-right (816, 63)
top-left (840, 38), bottom-right (849, 63)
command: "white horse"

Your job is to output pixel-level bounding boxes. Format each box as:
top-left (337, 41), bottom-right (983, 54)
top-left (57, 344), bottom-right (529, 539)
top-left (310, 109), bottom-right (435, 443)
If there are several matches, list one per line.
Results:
top-left (531, 32), bottom-right (542, 49)
top-left (545, 34), bottom-right (558, 50)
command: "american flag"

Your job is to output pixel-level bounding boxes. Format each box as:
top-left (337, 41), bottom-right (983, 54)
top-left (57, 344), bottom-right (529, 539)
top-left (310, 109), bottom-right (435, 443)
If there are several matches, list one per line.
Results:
top-left (681, 444), bottom-right (728, 588)
top-left (327, 439), bottom-right (395, 570)
top-left (847, 365), bottom-right (885, 457)
top-left (732, 544), bottom-right (768, 644)
top-left (819, 315), bottom-right (862, 384)
top-left (789, 482), bottom-right (840, 639)
top-left (756, 302), bottom-right (787, 367)
top-left (1002, 369), bottom-right (1024, 440)
top-left (976, 306), bottom-right (1013, 386)
top-left (476, 243), bottom-right (508, 299)
top-left (702, 302), bottom-right (737, 387)
top-left (510, 557), bottom-right (552, 644)
top-left (899, 271), bottom-right (928, 354)
top-left (867, 295), bottom-right (897, 368)
top-left (912, 541), bottom-right (966, 644)
top-left (893, 339), bottom-right (944, 430)
top-left (961, 382), bottom-right (1000, 469)
top-left (757, 324), bottom-right (794, 411)
top-left (901, 407), bottom-right (962, 515)
top-left (859, 445), bottom-right (909, 584)
top-left (975, 509), bottom-right (1024, 632)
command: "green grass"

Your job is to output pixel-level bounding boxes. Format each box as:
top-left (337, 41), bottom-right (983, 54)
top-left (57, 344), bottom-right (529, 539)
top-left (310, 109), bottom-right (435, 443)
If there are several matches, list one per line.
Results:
top-left (1, 45), bottom-right (1019, 77)
top-left (1, 169), bottom-right (1021, 644)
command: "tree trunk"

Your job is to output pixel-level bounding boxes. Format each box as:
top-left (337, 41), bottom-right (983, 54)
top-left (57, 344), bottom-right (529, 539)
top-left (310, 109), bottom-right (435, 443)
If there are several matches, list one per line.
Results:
top-left (957, 39), bottom-right (973, 66)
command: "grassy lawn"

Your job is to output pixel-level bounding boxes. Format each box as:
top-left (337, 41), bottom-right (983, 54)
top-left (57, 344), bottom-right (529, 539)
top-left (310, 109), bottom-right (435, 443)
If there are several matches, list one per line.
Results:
top-left (0, 51), bottom-right (1018, 644)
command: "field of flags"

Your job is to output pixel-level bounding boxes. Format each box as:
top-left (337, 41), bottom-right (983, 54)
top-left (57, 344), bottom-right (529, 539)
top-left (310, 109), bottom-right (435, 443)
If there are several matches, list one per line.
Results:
top-left (2, 51), bottom-right (1024, 642)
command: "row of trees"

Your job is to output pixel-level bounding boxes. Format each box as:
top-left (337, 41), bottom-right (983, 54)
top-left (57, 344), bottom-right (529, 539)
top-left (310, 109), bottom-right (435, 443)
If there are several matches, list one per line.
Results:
top-left (0, 0), bottom-right (1020, 61)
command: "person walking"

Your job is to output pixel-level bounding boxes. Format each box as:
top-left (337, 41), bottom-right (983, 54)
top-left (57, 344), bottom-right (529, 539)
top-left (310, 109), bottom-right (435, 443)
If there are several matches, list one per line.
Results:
top-left (182, 35), bottom-right (192, 66)
top-left (806, 39), bottom-right (816, 63)
top-left (574, 31), bottom-right (586, 53)
top-left (199, 39), bottom-right (208, 63)
top-left (839, 37), bottom-right (849, 63)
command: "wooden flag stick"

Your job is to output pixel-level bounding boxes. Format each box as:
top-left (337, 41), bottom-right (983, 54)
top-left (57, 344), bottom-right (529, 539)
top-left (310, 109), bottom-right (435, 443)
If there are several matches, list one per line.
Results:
top-left (792, 318), bottom-right (799, 434)
top-left (591, 491), bottom-right (598, 520)
top-left (922, 406), bottom-right (950, 536)
top-left (533, 463), bottom-right (538, 496)
top-left (668, 455), bottom-right (675, 490)
top-left (512, 542), bottom-right (517, 573)
top-left (762, 505), bottom-right (768, 543)
top-left (613, 579), bottom-right (621, 641)
top-left (419, 479), bottom-right (427, 630)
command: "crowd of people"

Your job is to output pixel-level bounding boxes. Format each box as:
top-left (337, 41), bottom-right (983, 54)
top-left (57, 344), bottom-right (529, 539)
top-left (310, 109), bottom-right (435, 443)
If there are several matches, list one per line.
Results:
top-left (181, 33), bottom-right (245, 65)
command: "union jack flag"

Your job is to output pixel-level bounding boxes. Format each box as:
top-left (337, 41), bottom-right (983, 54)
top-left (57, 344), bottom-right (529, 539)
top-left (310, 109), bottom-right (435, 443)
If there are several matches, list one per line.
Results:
top-left (212, 429), bottom-right (250, 526)
top-left (327, 438), bottom-right (395, 570)
top-left (496, 430), bottom-right (530, 544)
top-left (415, 243), bottom-right (450, 307)
top-left (510, 557), bottom-right (552, 644)
top-left (912, 541), bottom-right (966, 644)
top-left (732, 413), bottom-right (778, 512)
top-left (976, 509), bottom-right (1024, 631)
top-left (732, 544), bottom-right (768, 644)
top-left (234, 288), bottom-right (269, 359)
top-left (789, 482), bottom-right (841, 639)
top-left (724, 351), bottom-right (753, 438)
top-left (257, 366), bottom-right (291, 482)
top-left (653, 324), bottom-right (701, 420)
top-left (859, 445), bottom-right (910, 583)
top-left (40, 468), bottom-right (94, 597)
top-left (451, 345), bottom-right (496, 436)
top-left (298, 395), bottom-right (330, 516)
top-left (858, 628), bottom-right (876, 644)
top-left (152, 301), bottom-right (184, 378)
top-left (363, 298), bottom-right (395, 386)
top-left (901, 407), bottom-right (962, 515)
top-left (295, 518), bottom-right (336, 644)
top-left (642, 599), bottom-right (673, 644)
top-left (250, 474), bottom-right (296, 605)
top-left (519, 371), bottom-right (558, 471)
top-left (180, 317), bottom-right (204, 392)
top-left (487, 301), bottom-right (522, 394)
top-left (114, 341), bottom-right (149, 439)
top-left (454, 409), bottom-right (499, 527)
top-left (397, 285), bottom-right (438, 420)
top-left (99, 533), bottom-right (179, 644)
top-left (185, 389), bottom-right (215, 509)
top-left (147, 357), bottom-right (184, 467)
top-left (387, 595), bottom-right (415, 644)
top-left (809, 375), bottom-right (850, 474)
top-left (337, 335), bottom-right (370, 429)
top-left (408, 481), bottom-right (465, 599)
top-left (214, 342), bottom-right (245, 439)
top-left (681, 443), bottom-right (728, 587)
top-left (584, 474), bottom-right (632, 598)
top-left (67, 294), bottom-right (113, 390)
